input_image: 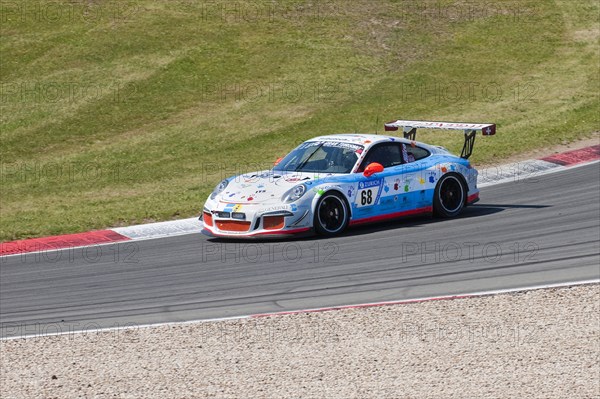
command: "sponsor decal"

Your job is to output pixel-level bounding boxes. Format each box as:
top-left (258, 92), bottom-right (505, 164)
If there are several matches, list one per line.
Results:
top-left (259, 204), bottom-right (300, 214)
top-left (484, 126), bottom-right (495, 135)
top-left (298, 140), bottom-right (363, 151)
top-left (347, 185), bottom-right (355, 198)
top-left (313, 184), bottom-right (339, 196)
top-left (358, 179), bottom-right (382, 189)
top-left (223, 203), bottom-right (235, 212)
top-left (318, 135), bottom-right (364, 143)
top-left (284, 177), bottom-right (303, 182)
top-left (379, 196), bottom-right (395, 209)
top-left (428, 171), bottom-right (437, 183)
top-left (263, 205), bottom-right (286, 212)
top-left (328, 141), bottom-right (363, 150)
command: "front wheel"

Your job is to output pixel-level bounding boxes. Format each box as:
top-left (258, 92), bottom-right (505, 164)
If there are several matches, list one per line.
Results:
top-left (314, 192), bottom-right (349, 236)
top-left (434, 173), bottom-right (465, 218)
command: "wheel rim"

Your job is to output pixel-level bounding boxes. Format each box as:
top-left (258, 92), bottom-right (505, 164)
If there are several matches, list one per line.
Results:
top-left (439, 176), bottom-right (464, 213)
top-left (317, 195), bottom-right (346, 233)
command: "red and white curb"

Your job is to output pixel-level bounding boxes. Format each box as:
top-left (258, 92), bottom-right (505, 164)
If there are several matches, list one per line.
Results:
top-left (2, 279), bottom-right (597, 340)
top-left (478, 144), bottom-right (599, 187)
top-left (0, 230), bottom-right (132, 257)
top-left (1, 144), bottom-right (598, 257)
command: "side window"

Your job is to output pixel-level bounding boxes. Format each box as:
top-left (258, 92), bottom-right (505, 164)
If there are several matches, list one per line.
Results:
top-left (404, 144), bottom-right (430, 163)
top-left (358, 143), bottom-right (402, 171)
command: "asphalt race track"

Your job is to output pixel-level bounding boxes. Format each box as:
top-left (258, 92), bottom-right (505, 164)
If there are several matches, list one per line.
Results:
top-left (1, 164), bottom-right (599, 338)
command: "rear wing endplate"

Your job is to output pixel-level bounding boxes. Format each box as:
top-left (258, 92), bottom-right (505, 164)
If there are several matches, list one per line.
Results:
top-left (384, 120), bottom-right (496, 159)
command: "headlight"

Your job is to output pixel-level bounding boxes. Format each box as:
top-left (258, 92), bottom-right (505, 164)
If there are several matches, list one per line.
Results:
top-left (283, 184), bottom-right (306, 203)
top-left (210, 179), bottom-right (229, 199)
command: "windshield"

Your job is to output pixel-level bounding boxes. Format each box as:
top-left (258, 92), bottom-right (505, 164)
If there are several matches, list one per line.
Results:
top-left (274, 141), bottom-right (363, 174)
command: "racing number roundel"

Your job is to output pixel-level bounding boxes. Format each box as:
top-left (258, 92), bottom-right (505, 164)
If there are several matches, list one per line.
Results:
top-left (361, 189), bottom-right (373, 205)
top-left (356, 180), bottom-right (381, 208)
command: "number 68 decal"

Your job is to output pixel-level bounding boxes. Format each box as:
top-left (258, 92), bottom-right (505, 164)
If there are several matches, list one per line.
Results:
top-left (356, 186), bottom-right (380, 208)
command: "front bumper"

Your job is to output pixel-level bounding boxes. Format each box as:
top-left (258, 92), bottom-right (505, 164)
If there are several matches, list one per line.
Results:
top-left (201, 200), bottom-right (312, 238)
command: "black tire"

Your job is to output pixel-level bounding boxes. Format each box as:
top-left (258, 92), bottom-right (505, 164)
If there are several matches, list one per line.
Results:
top-left (313, 192), bottom-right (349, 236)
top-left (434, 173), bottom-right (466, 218)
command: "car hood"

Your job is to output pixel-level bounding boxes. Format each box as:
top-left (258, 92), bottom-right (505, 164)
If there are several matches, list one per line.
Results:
top-left (218, 170), bottom-right (326, 204)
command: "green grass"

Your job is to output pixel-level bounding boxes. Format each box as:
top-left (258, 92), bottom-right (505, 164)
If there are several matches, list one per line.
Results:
top-left (1, 0), bottom-right (598, 241)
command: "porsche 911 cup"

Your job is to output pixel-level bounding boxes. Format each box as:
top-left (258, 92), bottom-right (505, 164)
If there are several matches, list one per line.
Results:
top-left (201, 119), bottom-right (495, 238)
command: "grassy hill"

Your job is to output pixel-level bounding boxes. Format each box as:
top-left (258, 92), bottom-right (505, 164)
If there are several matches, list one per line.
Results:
top-left (1, 0), bottom-right (598, 240)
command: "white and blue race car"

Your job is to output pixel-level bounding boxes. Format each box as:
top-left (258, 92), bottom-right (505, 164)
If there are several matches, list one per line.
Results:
top-left (201, 120), bottom-right (495, 238)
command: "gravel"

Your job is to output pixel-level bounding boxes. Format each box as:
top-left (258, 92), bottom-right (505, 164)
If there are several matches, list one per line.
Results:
top-left (1, 284), bottom-right (598, 399)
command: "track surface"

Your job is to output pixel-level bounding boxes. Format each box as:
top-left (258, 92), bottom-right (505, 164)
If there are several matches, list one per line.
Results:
top-left (1, 164), bottom-right (599, 338)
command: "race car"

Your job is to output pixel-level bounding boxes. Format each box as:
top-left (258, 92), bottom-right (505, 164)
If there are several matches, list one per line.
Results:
top-left (201, 119), bottom-right (495, 238)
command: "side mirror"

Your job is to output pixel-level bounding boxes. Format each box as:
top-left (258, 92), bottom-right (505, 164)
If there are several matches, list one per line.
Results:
top-left (274, 157), bottom-right (283, 166)
top-left (363, 162), bottom-right (384, 177)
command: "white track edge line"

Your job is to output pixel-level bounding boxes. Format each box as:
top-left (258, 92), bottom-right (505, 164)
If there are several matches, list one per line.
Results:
top-left (2, 278), bottom-right (598, 341)
top-left (478, 159), bottom-right (598, 188)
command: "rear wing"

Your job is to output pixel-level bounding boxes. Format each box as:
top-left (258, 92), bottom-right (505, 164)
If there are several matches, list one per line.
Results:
top-left (384, 119), bottom-right (496, 159)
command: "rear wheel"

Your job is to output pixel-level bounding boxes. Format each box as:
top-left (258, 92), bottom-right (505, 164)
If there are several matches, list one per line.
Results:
top-left (434, 173), bottom-right (465, 218)
top-left (314, 192), bottom-right (349, 236)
